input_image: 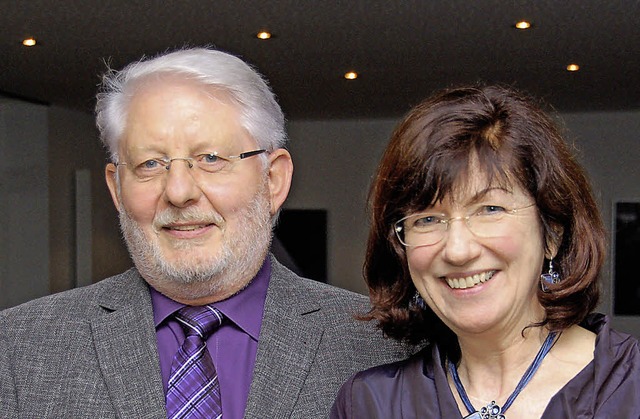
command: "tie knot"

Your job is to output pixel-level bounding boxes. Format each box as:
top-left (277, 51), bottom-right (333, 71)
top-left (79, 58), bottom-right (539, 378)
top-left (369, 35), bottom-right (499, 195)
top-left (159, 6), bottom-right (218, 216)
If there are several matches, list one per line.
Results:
top-left (175, 305), bottom-right (223, 340)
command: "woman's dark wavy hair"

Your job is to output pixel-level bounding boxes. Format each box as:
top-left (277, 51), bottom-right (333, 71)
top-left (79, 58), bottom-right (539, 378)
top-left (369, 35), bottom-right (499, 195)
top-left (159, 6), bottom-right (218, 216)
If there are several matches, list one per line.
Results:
top-left (364, 85), bottom-right (605, 351)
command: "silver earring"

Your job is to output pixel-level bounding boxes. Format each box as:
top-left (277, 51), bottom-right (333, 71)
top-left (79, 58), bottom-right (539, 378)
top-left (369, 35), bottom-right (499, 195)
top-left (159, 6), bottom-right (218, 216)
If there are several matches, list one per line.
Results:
top-left (540, 259), bottom-right (560, 292)
top-left (410, 291), bottom-right (427, 310)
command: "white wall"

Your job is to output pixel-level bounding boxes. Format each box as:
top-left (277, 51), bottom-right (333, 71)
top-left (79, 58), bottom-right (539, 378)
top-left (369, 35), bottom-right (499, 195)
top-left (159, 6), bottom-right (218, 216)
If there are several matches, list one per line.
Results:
top-left (285, 118), bottom-right (398, 293)
top-left (0, 98), bottom-right (49, 309)
top-left (560, 111), bottom-right (640, 336)
top-left (0, 101), bottom-right (131, 309)
top-left (286, 111), bottom-right (640, 337)
top-left (47, 105), bottom-right (131, 294)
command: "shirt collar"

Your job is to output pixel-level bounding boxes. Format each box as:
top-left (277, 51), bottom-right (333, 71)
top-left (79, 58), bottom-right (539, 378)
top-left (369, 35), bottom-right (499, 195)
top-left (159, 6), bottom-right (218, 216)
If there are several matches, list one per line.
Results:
top-left (149, 257), bottom-right (271, 341)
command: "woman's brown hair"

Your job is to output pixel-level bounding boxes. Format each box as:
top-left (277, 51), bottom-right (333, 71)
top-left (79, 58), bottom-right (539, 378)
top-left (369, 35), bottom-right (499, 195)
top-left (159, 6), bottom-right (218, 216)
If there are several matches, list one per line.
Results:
top-left (365, 85), bottom-right (605, 348)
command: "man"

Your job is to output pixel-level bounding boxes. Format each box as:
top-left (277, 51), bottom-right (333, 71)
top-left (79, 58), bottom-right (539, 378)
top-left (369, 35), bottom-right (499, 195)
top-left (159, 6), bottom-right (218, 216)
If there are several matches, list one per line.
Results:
top-left (0, 48), bottom-right (412, 418)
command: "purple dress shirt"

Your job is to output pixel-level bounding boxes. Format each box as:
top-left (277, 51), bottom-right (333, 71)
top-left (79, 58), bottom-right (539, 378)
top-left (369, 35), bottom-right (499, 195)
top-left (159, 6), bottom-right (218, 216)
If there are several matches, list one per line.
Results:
top-left (151, 259), bottom-right (270, 419)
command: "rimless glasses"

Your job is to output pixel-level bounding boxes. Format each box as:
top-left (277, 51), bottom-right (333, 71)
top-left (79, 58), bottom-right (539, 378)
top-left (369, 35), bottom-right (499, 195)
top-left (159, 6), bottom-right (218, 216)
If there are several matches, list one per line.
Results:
top-left (115, 149), bottom-right (266, 180)
top-left (394, 203), bottom-right (536, 247)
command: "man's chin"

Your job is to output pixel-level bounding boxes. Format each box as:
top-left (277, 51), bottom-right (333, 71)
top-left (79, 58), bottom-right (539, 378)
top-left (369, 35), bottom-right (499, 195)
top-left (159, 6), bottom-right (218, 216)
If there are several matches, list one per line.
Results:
top-left (158, 233), bottom-right (220, 251)
top-left (159, 247), bottom-right (222, 266)
top-left (159, 253), bottom-right (227, 280)
top-left (146, 273), bottom-right (230, 304)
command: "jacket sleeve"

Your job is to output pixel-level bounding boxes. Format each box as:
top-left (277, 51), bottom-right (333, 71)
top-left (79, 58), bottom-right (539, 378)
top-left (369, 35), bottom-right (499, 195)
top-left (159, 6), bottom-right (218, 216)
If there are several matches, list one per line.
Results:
top-left (0, 312), bottom-right (18, 418)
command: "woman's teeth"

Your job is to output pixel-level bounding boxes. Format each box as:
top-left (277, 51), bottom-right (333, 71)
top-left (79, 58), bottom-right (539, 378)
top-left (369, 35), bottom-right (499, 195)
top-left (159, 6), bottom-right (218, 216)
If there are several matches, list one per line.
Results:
top-left (446, 271), bottom-right (496, 289)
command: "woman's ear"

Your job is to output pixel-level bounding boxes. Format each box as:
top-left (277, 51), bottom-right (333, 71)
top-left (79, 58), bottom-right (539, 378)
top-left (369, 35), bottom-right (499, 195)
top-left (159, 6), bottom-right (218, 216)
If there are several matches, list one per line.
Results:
top-left (545, 223), bottom-right (564, 259)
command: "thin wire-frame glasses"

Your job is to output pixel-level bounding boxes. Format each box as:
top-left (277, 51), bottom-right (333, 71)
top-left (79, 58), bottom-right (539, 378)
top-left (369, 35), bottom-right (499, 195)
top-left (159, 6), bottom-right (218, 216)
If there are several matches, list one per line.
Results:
top-left (116, 149), bottom-right (266, 179)
top-left (394, 203), bottom-right (536, 247)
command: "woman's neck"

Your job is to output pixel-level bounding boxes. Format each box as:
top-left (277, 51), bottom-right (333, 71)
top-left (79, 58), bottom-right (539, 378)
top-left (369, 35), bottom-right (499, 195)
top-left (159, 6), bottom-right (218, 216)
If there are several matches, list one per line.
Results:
top-left (448, 324), bottom-right (595, 418)
top-left (454, 326), bottom-right (550, 403)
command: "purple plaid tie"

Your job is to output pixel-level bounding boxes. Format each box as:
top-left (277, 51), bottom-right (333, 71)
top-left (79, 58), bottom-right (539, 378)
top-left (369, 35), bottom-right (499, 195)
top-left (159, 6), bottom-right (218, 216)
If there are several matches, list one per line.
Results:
top-left (166, 305), bottom-right (223, 419)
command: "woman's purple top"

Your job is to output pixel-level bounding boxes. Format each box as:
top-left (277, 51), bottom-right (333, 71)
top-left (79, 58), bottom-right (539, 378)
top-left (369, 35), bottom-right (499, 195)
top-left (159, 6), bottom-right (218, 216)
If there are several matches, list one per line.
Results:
top-left (331, 314), bottom-right (640, 418)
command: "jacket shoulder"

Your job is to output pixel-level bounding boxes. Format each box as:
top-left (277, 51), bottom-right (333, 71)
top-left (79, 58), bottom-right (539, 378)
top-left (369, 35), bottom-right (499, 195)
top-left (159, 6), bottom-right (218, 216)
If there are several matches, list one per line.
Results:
top-left (1, 268), bottom-right (147, 325)
top-left (268, 256), bottom-right (412, 356)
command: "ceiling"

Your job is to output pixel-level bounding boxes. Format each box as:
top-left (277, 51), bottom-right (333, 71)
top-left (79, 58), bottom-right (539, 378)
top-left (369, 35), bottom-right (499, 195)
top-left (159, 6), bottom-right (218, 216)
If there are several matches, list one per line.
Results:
top-left (2, 0), bottom-right (639, 119)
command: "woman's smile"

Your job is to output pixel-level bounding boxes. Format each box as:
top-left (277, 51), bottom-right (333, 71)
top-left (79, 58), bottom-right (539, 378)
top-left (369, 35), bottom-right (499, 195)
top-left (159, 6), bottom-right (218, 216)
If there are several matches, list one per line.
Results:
top-left (444, 270), bottom-right (496, 289)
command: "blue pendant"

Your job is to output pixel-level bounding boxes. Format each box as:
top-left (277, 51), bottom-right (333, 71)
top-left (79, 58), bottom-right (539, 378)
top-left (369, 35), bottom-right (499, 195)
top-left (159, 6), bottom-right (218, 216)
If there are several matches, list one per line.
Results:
top-left (541, 271), bottom-right (560, 292)
top-left (479, 401), bottom-right (505, 419)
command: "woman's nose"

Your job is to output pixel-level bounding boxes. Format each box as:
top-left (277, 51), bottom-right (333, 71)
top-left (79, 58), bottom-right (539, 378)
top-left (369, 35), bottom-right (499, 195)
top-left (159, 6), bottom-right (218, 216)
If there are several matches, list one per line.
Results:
top-left (441, 218), bottom-right (481, 265)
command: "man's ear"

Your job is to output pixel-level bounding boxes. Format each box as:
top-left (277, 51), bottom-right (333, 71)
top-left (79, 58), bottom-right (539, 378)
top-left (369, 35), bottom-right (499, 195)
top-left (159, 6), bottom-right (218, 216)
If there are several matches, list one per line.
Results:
top-left (266, 148), bottom-right (293, 215)
top-left (105, 163), bottom-right (122, 211)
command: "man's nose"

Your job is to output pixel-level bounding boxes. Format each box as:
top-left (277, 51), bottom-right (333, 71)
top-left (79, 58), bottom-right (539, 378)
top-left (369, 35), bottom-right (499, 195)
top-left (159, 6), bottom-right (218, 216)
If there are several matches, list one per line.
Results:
top-left (162, 159), bottom-right (202, 207)
top-left (165, 157), bottom-right (194, 170)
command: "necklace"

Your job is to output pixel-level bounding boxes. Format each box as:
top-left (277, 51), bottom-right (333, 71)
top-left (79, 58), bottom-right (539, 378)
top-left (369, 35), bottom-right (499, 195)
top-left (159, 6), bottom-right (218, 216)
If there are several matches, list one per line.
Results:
top-left (448, 331), bottom-right (558, 419)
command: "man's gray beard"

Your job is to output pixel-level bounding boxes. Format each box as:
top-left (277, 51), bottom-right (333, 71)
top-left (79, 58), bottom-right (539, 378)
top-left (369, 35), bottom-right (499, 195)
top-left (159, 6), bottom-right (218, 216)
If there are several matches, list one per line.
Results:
top-left (118, 184), bottom-right (273, 301)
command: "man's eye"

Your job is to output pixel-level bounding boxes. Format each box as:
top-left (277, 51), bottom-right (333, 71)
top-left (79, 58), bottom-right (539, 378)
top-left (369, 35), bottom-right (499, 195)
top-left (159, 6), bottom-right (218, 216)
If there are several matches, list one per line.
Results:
top-left (202, 154), bottom-right (220, 164)
top-left (142, 159), bottom-right (160, 169)
top-left (196, 153), bottom-right (227, 172)
top-left (136, 159), bottom-right (165, 171)
top-left (131, 159), bottom-right (166, 178)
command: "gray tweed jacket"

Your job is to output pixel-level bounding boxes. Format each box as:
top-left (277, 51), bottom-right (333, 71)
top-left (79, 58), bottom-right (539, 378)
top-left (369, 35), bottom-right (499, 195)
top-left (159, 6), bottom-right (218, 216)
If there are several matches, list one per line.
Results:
top-left (0, 256), bottom-right (412, 418)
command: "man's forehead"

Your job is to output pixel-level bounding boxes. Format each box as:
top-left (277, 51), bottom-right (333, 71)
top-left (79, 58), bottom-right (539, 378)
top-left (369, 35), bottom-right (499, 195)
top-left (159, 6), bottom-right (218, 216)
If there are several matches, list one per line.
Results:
top-left (119, 77), bottom-right (253, 154)
top-left (129, 74), bottom-right (237, 107)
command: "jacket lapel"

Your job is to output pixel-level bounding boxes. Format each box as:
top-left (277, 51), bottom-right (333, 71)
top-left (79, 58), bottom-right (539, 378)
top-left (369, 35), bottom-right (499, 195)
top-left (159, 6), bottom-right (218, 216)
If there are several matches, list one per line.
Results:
top-left (244, 258), bottom-right (324, 418)
top-left (91, 269), bottom-right (166, 418)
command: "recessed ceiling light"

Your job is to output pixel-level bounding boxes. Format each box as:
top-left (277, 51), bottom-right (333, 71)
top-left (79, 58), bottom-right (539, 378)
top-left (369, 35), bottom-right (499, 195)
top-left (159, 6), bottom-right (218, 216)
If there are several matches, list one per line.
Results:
top-left (514, 20), bottom-right (532, 30)
top-left (256, 31), bottom-right (272, 40)
top-left (22, 37), bottom-right (37, 47)
top-left (344, 71), bottom-right (358, 80)
top-left (566, 64), bottom-right (580, 72)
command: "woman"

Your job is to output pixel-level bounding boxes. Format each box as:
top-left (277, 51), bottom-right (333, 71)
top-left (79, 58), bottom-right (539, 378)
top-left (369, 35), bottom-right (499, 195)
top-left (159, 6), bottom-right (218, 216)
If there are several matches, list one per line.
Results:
top-left (331, 86), bottom-right (640, 418)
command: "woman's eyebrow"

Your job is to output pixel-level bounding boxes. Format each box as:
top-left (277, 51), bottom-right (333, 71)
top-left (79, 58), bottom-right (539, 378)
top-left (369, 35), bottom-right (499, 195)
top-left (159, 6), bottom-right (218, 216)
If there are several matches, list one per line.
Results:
top-left (466, 186), bottom-right (513, 205)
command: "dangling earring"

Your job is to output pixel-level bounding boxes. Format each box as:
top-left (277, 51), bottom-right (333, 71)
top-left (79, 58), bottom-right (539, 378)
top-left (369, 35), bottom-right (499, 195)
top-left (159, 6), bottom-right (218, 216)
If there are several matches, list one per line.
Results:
top-left (410, 291), bottom-right (427, 310)
top-left (540, 259), bottom-right (561, 292)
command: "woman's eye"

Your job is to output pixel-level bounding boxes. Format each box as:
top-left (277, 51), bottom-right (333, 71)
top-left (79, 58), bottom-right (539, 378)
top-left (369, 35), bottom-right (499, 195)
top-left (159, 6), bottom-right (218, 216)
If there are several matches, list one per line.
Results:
top-left (413, 215), bottom-right (439, 228)
top-left (479, 205), bottom-right (506, 215)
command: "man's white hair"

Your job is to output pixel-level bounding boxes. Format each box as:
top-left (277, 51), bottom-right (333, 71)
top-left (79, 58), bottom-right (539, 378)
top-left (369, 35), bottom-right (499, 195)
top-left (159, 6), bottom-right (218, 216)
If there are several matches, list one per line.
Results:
top-left (95, 47), bottom-right (287, 162)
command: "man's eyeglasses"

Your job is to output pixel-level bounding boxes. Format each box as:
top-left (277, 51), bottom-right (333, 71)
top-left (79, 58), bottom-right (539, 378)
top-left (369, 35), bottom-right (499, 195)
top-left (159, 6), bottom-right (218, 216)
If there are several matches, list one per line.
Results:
top-left (115, 149), bottom-right (266, 179)
top-left (394, 203), bottom-right (536, 247)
